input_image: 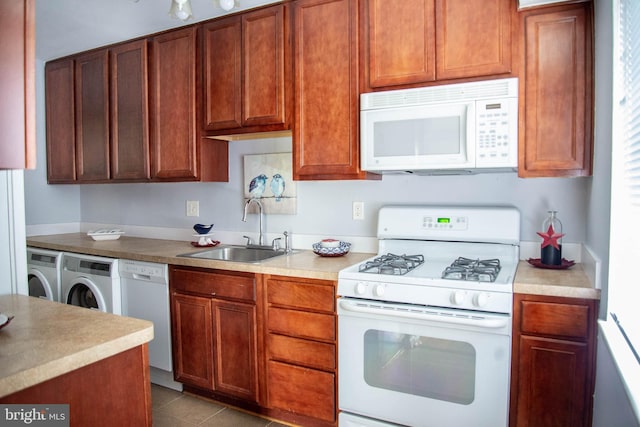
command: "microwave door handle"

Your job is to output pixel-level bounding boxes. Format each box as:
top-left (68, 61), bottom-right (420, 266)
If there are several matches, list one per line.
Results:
top-left (338, 299), bottom-right (509, 329)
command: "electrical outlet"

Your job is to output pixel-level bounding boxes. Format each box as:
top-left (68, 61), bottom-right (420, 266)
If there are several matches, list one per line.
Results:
top-left (186, 200), bottom-right (199, 217)
top-left (353, 201), bottom-right (364, 220)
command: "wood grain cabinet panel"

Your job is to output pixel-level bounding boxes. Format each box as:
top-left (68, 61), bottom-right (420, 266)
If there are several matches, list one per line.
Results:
top-left (202, 4), bottom-right (289, 135)
top-left (0, 0), bottom-right (35, 170)
top-left (45, 59), bottom-right (76, 183)
top-left (510, 293), bottom-right (598, 427)
top-left (110, 39), bottom-right (150, 181)
top-left (264, 275), bottom-right (338, 425)
top-left (293, 0), bottom-right (372, 180)
top-left (363, 0), bottom-right (512, 90)
top-left (74, 50), bottom-right (110, 182)
top-left (150, 27), bottom-right (198, 181)
top-left (519, 2), bottom-right (593, 177)
top-left (435, 0), bottom-right (512, 80)
top-left (170, 266), bottom-right (258, 404)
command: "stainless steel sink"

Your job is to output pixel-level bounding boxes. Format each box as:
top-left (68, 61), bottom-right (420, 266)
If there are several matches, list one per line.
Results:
top-left (178, 246), bottom-right (286, 263)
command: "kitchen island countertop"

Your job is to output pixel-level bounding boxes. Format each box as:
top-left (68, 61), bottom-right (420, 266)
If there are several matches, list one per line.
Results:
top-left (0, 294), bottom-right (153, 398)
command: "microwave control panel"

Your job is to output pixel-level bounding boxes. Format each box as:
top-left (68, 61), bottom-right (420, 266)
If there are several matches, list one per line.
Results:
top-left (475, 98), bottom-right (517, 166)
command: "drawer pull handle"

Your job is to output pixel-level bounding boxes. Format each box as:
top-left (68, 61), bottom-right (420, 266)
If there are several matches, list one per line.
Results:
top-left (210, 292), bottom-right (216, 296)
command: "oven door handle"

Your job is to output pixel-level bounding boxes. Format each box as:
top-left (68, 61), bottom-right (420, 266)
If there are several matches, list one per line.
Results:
top-left (338, 300), bottom-right (510, 329)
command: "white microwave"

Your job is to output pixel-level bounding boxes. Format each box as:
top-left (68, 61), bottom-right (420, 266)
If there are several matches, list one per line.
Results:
top-left (360, 78), bottom-right (518, 174)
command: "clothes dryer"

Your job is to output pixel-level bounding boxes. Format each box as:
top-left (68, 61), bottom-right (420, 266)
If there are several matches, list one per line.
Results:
top-left (27, 247), bottom-right (63, 302)
top-left (61, 253), bottom-right (121, 314)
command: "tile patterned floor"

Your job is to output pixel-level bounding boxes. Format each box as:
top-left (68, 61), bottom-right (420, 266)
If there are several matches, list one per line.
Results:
top-left (151, 384), bottom-right (290, 427)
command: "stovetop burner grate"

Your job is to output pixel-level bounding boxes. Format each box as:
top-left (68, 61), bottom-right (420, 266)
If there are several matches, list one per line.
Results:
top-left (359, 253), bottom-right (425, 275)
top-left (442, 257), bottom-right (501, 282)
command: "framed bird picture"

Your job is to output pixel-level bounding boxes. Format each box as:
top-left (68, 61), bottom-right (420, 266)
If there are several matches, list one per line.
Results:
top-left (243, 153), bottom-right (297, 215)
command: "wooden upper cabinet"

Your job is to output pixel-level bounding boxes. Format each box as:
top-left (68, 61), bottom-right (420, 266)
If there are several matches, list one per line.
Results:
top-left (435, 0), bottom-right (512, 80)
top-left (202, 16), bottom-right (242, 131)
top-left (74, 50), bottom-right (110, 182)
top-left (363, 0), bottom-right (512, 90)
top-left (45, 59), bottom-right (76, 183)
top-left (519, 2), bottom-right (593, 177)
top-left (150, 27), bottom-right (198, 181)
top-left (202, 4), bottom-right (289, 135)
top-left (110, 39), bottom-right (150, 181)
top-left (366, 0), bottom-right (436, 88)
top-left (0, 0), bottom-right (35, 170)
top-left (293, 0), bottom-right (372, 180)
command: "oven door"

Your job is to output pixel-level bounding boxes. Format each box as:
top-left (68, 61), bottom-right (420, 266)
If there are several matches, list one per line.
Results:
top-left (338, 297), bottom-right (511, 427)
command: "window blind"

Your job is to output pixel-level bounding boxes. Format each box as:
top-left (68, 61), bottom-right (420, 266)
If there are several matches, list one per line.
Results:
top-left (611, 0), bottom-right (640, 363)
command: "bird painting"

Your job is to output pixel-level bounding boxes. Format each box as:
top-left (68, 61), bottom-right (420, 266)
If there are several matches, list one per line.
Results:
top-left (270, 174), bottom-right (285, 201)
top-left (248, 174), bottom-right (267, 198)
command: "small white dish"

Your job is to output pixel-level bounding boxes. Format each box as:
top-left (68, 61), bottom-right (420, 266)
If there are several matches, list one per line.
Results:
top-left (319, 239), bottom-right (341, 248)
top-left (87, 229), bottom-right (125, 241)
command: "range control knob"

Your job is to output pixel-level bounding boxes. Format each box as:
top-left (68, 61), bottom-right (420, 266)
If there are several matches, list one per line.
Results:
top-left (473, 292), bottom-right (489, 308)
top-left (355, 282), bottom-right (367, 295)
top-left (450, 290), bottom-right (466, 305)
top-left (373, 284), bottom-right (386, 297)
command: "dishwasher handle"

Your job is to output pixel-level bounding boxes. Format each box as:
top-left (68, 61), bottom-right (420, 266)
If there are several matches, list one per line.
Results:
top-left (338, 299), bottom-right (510, 330)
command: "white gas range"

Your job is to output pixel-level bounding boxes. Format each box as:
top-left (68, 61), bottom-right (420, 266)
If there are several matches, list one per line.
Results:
top-left (337, 205), bottom-right (520, 427)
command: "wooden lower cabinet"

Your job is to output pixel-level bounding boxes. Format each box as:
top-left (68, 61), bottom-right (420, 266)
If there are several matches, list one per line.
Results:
top-left (510, 293), bottom-right (598, 427)
top-left (263, 274), bottom-right (338, 426)
top-left (169, 266), bottom-right (259, 404)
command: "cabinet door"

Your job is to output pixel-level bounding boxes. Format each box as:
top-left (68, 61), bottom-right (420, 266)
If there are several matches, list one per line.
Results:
top-left (110, 39), bottom-right (150, 181)
top-left (45, 59), bottom-right (76, 183)
top-left (212, 300), bottom-right (258, 402)
top-left (435, 0), bottom-right (512, 80)
top-left (150, 27), bottom-right (198, 180)
top-left (515, 336), bottom-right (589, 427)
top-left (75, 50), bottom-right (110, 182)
top-left (365, 0), bottom-right (436, 88)
top-left (171, 292), bottom-right (214, 390)
top-left (293, 0), bottom-right (369, 180)
top-left (0, 0), bottom-right (35, 169)
top-left (242, 4), bottom-right (287, 128)
top-left (519, 3), bottom-right (593, 177)
top-left (202, 16), bottom-right (242, 131)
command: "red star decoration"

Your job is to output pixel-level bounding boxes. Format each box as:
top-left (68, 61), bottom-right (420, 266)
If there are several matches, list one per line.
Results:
top-left (537, 225), bottom-right (565, 250)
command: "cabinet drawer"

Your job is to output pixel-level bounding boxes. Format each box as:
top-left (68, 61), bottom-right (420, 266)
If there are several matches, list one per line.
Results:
top-left (267, 307), bottom-right (335, 341)
top-left (520, 301), bottom-right (590, 339)
top-left (268, 333), bottom-right (335, 371)
top-left (266, 277), bottom-right (335, 313)
top-left (170, 266), bottom-right (255, 302)
top-left (267, 360), bottom-right (335, 423)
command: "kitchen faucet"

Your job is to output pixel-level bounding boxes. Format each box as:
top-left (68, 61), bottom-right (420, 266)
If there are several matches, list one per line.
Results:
top-left (242, 198), bottom-right (265, 246)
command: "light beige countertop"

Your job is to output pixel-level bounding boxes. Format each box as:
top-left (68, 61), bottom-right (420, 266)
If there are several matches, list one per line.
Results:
top-left (514, 260), bottom-right (601, 300)
top-left (0, 294), bottom-right (153, 398)
top-left (27, 234), bottom-right (600, 297)
top-left (26, 233), bottom-right (375, 281)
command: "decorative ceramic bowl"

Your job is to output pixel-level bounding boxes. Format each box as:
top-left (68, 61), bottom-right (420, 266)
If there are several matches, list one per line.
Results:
top-left (312, 241), bottom-right (351, 257)
top-left (193, 223), bottom-right (214, 235)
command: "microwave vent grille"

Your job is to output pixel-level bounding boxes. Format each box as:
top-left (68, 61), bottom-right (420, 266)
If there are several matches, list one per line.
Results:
top-left (362, 78), bottom-right (517, 110)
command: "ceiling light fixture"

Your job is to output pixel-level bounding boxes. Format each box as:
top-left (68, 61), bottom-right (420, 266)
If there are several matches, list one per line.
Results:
top-left (168, 0), bottom-right (193, 21)
top-left (218, 0), bottom-right (236, 11)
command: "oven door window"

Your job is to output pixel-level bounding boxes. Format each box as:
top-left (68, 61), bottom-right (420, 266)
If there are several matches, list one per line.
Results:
top-left (364, 329), bottom-right (476, 405)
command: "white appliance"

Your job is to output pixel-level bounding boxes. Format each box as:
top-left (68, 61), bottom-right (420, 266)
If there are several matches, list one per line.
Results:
top-left (27, 247), bottom-right (63, 302)
top-left (337, 205), bottom-right (520, 427)
top-left (120, 259), bottom-right (182, 391)
top-left (360, 78), bottom-right (518, 174)
top-left (61, 253), bottom-right (121, 314)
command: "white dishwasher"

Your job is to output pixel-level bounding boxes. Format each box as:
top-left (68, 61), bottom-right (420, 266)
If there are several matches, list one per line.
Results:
top-left (120, 259), bottom-right (182, 391)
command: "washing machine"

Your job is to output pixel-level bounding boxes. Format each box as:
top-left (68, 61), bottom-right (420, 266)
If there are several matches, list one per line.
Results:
top-left (27, 247), bottom-right (63, 302)
top-left (61, 253), bottom-right (121, 314)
